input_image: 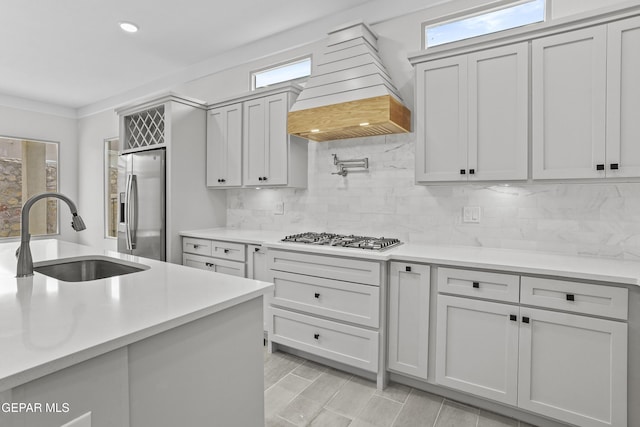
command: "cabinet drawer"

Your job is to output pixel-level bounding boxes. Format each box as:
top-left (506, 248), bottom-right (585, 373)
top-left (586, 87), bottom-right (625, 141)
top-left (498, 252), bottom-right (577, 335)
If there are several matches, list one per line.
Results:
top-left (210, 240), bottom-right (245, 262)
top-left (438, 267), bottom-right (520, 303)
top-left (183, 237), bottom-right (213, 256)
top-left (521, 277), bottom-right (628, 320)
top-left (183, 238), bottom-right (245, 262)
top-left (268, 250), bottom-right (380, 285)
top-left (182, 253), bottom-right (245, 278)
top-left (269, 307), bottom-right (379, 372)
top-left (270, 271), bottom-right (379, 328)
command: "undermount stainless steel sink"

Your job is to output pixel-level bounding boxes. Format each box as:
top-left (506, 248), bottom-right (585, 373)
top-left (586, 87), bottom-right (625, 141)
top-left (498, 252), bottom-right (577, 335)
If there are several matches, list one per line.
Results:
top-left (33, 256), bottom-right (149, 282)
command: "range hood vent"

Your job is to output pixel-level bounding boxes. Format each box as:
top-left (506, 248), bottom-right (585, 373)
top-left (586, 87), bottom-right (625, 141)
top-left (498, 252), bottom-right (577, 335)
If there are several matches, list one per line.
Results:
top-left (288, 21), bottom-right (411, 142)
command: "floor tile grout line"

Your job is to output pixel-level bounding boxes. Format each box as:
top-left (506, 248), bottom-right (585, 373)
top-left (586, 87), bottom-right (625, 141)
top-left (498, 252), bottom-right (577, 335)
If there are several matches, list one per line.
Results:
top-left (431, 399), bottom-right (445, 427)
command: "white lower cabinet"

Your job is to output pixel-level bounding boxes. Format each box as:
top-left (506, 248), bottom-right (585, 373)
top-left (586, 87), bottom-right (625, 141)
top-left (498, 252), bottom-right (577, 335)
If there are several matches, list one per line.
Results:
top-left (518, 307), bottom-right (627, 427)
top-left (435, 295), bottom-right (519, 405)
top-left (247, 244), bottom-right (271, 332)
top-left (267, 249), bottom-right (382, 376)
top-left (387, 262), bottom-right (430, 380)
top-left (435, 268), bottom-right (628, 427)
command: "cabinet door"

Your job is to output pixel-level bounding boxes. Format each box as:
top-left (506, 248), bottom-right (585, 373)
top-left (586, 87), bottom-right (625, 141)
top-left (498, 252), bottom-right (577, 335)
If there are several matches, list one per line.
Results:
top-left (388, 263), bottom-right (430, 380)
top-left (264, 93), bottom-right (289, 186)
top-left (206, 104), bottom-right (242, 187)
top-left (518, 307), bottom-right (627, 427)
top-left (248, 245), bottom-right (271, 332)
top-left (532, 26), bottom-right (607, 179)
top-left (468, 43), bottom-right (528, 181)
top-left (415, 56), bottom-right (468, 182)
top-left (606, 16), bottom-right (640, 178)
top-left (243, 97), bottom-right (266, 186)
top-left (435, 295), bottom-right (519, 405)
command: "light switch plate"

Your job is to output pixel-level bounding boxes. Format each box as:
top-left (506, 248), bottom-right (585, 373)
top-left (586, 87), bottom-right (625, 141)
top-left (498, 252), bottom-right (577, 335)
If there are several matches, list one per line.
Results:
top-left (463, 206), bottom-right (481, 223)
top-left (274, 202), bottom-right (284, 215)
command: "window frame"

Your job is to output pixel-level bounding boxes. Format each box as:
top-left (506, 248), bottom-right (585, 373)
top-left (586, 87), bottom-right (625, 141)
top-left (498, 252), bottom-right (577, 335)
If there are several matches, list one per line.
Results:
top-left (250, 55), bottom-right (312, 90)
top-left (0, 134), bottom-right (60, 240)
top-left (104, 137), bottom-right (119, 239)
top-left (422, 0), bottom-right (548, 49)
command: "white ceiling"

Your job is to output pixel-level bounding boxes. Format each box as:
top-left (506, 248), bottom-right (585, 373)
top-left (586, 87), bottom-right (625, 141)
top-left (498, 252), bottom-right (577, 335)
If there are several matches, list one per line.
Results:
top-left (0, 0), bottom-right (444, 114)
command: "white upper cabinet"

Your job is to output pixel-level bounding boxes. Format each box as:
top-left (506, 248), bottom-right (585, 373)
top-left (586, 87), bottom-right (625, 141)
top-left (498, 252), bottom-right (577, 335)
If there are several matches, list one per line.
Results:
top-left (533, 16), bottom-right (640, 180)
top-left (606, 16), bottom-right (640, 178)
top-left (532, 26), bottom-right (607, 179)
top-left (415, 43), bottom-right (528, 182)
top-left (207, 83), bottom-right (308, 189)
top-left (207, 103), bottom-right (242, 188)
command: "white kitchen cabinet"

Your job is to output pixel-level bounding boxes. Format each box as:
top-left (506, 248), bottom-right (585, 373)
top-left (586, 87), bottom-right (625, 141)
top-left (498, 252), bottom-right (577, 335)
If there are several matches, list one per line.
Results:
top-left (532, 26), bottom-right (607, 179)
top-left (434, 266), bottom-right (629, 427)
top-left (387, 262), bottom-right (430, 380)
top-left (606, 16), bottom-right (640, 178)
top-left (247, 245), bottom-right (271, 332)
top-left (435, 295), bottom-right (519, 405)
top-left (243, 92), bottom-right (307, 188)
top-left (415, 42), bottom-right (528, 182)
top-left (518, 307), bottom-right (628, 427)
top-left (182, 237), bottom-right (246, 277)
top-left (206, 103), bottom-right (242, 188)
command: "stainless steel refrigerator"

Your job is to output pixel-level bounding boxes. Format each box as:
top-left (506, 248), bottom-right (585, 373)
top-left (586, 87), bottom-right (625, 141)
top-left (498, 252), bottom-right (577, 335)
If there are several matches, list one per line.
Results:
top-left (117, 149), bottom-right (166, 261)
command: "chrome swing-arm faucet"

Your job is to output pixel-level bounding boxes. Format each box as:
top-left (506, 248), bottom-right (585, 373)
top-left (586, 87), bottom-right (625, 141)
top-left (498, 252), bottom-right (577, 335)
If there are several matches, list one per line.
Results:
top-left (16, 192), bottom-right (86, 278)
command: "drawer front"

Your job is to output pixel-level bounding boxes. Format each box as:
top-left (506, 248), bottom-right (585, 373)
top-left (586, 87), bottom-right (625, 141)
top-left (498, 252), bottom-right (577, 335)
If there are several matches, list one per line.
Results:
top-left (270, 307), bottom-right (379, 372)
top-left (182, 253), bottom-right (246, 278)
top-left (438, 267), bottom-right (520, 303)
top-left (268, 249), bottom-right (380, 285)
top-left (521, 276), bottom-right (628, 320)
top-left (183, 237), bottom-right (213, 256)
top-left (211, 240), bottom-right (246, 262)
top-left (270, 271), bottom-right (379, 327)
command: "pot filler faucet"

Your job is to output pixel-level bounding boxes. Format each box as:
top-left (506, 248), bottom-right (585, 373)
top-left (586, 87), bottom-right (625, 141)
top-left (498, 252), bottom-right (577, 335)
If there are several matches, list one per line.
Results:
top-left (16, 192), bottom-right (86, 278)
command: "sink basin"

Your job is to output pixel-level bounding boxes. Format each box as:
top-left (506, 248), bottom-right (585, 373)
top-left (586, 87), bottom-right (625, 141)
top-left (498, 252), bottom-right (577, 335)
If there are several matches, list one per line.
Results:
top-left (33, 256), bottom-right (149, 282)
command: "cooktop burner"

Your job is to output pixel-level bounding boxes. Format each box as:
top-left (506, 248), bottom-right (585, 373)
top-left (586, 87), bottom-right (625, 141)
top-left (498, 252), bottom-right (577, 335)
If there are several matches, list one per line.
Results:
top-left (281, 232), bottom-right (402, 251)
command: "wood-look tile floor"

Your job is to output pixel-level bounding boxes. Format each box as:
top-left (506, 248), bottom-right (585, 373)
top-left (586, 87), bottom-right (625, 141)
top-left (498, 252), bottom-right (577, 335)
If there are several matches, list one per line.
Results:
top-left (264, 350), bottom-right (536, 427)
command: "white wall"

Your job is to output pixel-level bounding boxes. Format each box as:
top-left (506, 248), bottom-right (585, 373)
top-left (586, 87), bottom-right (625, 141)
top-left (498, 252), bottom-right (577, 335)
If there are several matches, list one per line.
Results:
top-left (0, 105), bottom-right (79, 243)
top-left (76, 110), bottom-right (119, 251)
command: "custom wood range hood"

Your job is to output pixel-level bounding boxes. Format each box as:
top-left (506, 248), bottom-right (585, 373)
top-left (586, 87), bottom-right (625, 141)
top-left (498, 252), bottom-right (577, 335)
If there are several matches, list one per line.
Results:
top-left (287, 21), bottom-right (411, 142)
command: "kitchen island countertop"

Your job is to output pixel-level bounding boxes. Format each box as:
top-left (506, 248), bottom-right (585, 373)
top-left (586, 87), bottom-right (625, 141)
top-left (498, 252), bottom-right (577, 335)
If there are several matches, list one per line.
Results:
top-left (0, 238), bottom-right (273, 392)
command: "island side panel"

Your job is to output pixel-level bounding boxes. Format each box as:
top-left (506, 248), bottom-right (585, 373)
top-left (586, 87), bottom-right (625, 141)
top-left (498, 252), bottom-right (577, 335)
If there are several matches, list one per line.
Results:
top-left (128, 297), bottom-right (264, 427)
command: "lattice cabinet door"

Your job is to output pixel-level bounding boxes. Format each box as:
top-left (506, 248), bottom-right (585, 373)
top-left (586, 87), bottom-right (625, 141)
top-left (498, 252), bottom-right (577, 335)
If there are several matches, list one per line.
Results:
top-left (123, 105), bottom-right (166, 152)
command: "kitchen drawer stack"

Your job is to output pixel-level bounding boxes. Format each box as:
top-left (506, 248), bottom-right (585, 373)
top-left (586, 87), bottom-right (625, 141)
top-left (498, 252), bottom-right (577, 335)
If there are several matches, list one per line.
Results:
top-left (267, 250), bottom-right (383, 378)
top-left (435, 267), bottom-right (628, 427)
top-left (182, 237), bottom-right (246, 277)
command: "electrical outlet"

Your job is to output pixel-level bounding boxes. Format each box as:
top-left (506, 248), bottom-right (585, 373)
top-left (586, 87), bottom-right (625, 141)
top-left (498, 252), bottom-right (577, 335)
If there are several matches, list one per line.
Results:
top-left (274, 202), bottom-right (284, 215)
top-left (462, 206), bottom-right (481, 223)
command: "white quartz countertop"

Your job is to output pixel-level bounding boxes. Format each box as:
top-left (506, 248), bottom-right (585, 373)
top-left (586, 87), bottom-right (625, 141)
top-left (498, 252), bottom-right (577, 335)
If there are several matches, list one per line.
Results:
top-left (0, 239), bottom-right (273, 392)
top-left (180, 228), bottom-right (640, 285)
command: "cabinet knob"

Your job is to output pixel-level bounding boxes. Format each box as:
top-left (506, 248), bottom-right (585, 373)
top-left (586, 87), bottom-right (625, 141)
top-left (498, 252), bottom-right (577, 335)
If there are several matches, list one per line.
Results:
top-left (522, 316), bottom-right (530, 324)
top-left (460, 169), bottom-right (466, 175)
top-left (313, 333), bottom-right (320, 340)
top-left (224, 249), bottom-right (230, 254)
top-left (469, 169), bottom-right (475, 175)
top-left (254, 247), bottom-right (260, 252)
top-left (314, 292), bottom-right (320, 299)
top-left (596, 164), bottom-right (605, 171)
top-left (405, 266), bottom-right (412, 272)
top-left (566, 293), bottom-right (575, 301)
top-left (221, 178), bottom-right (226, 183)
top-left (263, 176), bottom-right (268, 181)
top-left (258, 177), bottom-right (263, 181)
top-left (610, 163), bottom-right (619, 170)
top-left (509, 314), bottom-right (517, 322)
top-left (217, 179), bottom-right (221, 183)
top-left (193, 244), bottom-right (199, 249)
top-left (205, 262), bottom-right (214, 268)
top-left (472, 281), bottom-right (480, 289)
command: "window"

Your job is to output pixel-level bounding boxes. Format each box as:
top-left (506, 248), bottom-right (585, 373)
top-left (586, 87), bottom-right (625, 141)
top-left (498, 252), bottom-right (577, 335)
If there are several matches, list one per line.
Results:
top-left (0, 136), bottom-right (59, 238)
top-left (104, 137), bottom-right (119, 238)
top-left (251, 57), bottom-right (312, 90)
top-left (424, 0), bottom-right (545, 48)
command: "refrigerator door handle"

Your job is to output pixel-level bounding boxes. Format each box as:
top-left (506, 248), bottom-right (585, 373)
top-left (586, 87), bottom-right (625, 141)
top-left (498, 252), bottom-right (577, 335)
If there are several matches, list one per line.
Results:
top-left (130, 174), bottom-right (138, 249)
top-left (125, 174), bottom-right (134, 250)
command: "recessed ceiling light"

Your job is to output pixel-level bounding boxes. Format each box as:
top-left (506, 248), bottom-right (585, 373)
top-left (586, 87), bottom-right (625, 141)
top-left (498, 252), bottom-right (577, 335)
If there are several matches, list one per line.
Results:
top-left (119, 22), bottom-right (139, 33)
top-left (310, 129), bottom-right (320, 133)
top-left (359, 122), bottom-right (370, 126)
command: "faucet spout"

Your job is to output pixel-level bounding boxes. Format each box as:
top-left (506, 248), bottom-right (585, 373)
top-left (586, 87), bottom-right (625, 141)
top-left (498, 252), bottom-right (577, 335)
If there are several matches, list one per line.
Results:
top-left (16, 192), bottom-right (86, 278)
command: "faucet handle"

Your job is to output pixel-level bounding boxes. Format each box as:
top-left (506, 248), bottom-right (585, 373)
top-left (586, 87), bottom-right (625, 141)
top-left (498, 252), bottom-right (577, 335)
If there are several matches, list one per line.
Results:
top-left (15, 246), bottom-right (20, 259)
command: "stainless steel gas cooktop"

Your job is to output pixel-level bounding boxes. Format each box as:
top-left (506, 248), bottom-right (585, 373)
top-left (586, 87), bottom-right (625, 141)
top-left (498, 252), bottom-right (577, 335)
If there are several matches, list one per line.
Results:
top-left (281, 232), bottom-right (402, 251)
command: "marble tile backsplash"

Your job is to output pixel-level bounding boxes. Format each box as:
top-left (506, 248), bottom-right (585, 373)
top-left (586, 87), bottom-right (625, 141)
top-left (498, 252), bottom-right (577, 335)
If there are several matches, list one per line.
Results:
top-left (226, 133), bottom-right (640, 260)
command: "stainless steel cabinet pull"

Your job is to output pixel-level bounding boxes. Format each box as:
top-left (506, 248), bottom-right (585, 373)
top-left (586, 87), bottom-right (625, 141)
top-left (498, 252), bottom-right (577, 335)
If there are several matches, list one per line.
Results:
top-left (566, 294), bottom-right (575, 301)
top-left (522, 317), bottom-right (530, 324)
top-left (472, 281), bottom-right (480, 288)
